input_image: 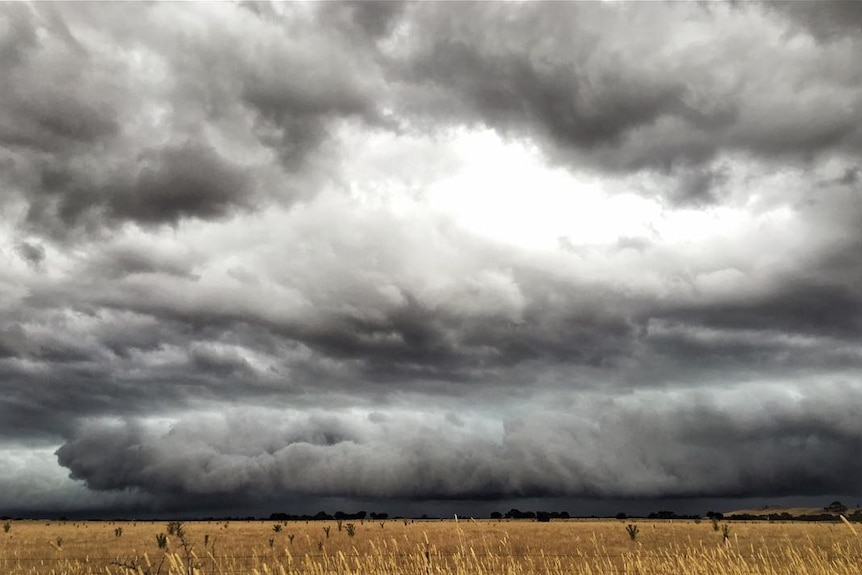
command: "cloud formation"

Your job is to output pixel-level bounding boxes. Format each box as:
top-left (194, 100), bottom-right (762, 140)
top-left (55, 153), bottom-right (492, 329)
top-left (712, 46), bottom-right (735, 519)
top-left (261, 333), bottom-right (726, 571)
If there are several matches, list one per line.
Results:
top-left (386, 3), bottom-right (861, 197)
top-left (0, 2), bottom-right (860, 515)
top-left (56, 384), bottom-right (862, 506)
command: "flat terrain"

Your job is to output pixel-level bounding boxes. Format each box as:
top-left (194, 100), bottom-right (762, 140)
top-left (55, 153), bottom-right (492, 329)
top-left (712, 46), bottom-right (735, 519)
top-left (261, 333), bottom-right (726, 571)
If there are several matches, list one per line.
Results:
top-left (727, 506), bottom-right (821, 516)
top-left (726, 506), bottom-right (860, 517)
top-left (1, 518), bottom-right (860, 574)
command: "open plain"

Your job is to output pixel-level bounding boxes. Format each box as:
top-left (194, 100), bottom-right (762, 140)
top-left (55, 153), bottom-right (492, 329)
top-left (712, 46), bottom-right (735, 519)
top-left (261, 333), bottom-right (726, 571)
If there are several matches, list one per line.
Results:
top-left (1, 518), bottom-right (861, 575)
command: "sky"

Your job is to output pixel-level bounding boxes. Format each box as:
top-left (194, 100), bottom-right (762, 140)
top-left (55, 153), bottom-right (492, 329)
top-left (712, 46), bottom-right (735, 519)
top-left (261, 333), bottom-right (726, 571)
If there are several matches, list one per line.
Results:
top-left (0, 1), bottom-right (861, 519)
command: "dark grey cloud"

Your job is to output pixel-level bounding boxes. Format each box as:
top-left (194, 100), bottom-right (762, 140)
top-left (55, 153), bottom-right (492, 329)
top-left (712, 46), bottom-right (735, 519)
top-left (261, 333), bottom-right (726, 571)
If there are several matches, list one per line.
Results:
top-left (383, 2), bottom-right (861, 204)
top-left (54, 387), bottom-right (862, 507)
top-left (654, 279), bottom-right (862, 343)
top-left (86, 245), bottom-right (198, 281)
top-left (0, 4), bottom-right (36, 70)
top-left (0, 2), bottom-right (387, 239)
top-left (21, 142), bottom-right (254, 236)
top-left (0, 323), bottom-right (27, 360)
top-left (0, 6), bottom-right (118, 154)
top-left (4, 231), bottom-right (857, 459)
top-left (398, 39), bottom-right (683, 151)
top-left (13, 240), bottom-right (45, 268)
top-left (239, 38), bottom-right (383, 169)
top-left (388, 4), bottom-right (692, 162)
top-left (113, 143), bottom-right (253, 224)
top-left (3, 163), bottom-right (858, 429)
top-left (770, 1), bottom-right (862, 43)
top-left (0, 2), bottom-right (860, 516)
top-left (671, 166), bottom-right (730, 206)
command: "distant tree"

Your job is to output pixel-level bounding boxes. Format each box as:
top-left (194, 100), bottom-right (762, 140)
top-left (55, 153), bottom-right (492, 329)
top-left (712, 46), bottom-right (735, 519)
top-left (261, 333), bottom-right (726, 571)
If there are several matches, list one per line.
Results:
top-left (615, 512), bottom-right (628, 520)
top-left (649, 511), bottom-right (675, 520)
top-left (825, 501), bottom-right (847, 514)
top-left (490, 511), bottom-right (502, 519)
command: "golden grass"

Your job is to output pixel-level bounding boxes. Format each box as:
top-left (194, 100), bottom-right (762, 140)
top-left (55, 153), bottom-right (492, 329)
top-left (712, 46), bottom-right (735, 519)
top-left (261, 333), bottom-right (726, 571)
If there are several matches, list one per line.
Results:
top-left (1, 518), bottom-right (860, 574)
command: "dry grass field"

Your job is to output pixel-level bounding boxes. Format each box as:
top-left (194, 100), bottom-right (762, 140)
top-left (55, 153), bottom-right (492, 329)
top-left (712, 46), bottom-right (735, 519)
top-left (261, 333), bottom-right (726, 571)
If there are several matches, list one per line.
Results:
top-left (1, 517), bottom-right (860, 575)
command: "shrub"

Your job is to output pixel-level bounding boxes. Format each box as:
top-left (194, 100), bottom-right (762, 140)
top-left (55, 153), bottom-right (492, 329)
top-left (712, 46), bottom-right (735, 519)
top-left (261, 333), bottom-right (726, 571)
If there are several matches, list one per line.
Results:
top-left (167, 521), bottom-right (185, 537)
top-left (625, 524), bottom-right (639, 541)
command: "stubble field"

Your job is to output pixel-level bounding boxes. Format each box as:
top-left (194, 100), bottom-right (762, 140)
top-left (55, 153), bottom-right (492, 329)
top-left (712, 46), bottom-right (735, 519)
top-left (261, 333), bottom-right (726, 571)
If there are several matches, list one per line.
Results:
top-left (1, 517), bottom-right (860, 574)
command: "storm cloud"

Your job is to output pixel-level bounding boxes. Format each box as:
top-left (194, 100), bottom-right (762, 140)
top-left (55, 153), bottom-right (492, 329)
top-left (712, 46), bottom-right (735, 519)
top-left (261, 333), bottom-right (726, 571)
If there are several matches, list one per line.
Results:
top-left (386, 3), bottom-right (861, 193)
top-left (55, 383), bottom-right (862, 506)
top-left (0, 1), bottom-right (860, 516)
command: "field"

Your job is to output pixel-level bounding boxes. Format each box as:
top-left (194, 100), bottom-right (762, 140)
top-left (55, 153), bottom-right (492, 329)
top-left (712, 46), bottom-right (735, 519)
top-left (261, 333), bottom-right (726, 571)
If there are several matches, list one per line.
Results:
top-left (1, 517), bottom-right (861, 574)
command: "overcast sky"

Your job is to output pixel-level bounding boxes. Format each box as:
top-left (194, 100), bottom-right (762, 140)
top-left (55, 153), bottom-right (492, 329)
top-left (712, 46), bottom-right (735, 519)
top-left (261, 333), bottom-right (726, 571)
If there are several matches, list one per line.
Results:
top-left (1, 1), bottom-right (861, 518)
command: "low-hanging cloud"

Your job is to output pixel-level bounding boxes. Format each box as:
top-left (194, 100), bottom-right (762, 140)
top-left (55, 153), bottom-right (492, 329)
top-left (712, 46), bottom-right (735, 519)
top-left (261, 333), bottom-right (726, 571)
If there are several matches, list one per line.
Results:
top-left (56, 382), bottom-right (862, 509)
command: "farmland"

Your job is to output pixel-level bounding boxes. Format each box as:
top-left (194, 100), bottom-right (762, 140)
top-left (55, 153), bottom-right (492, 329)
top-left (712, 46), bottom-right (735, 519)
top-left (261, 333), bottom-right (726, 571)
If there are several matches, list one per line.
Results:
top-left (1, 517), bottom-right (860, 574)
